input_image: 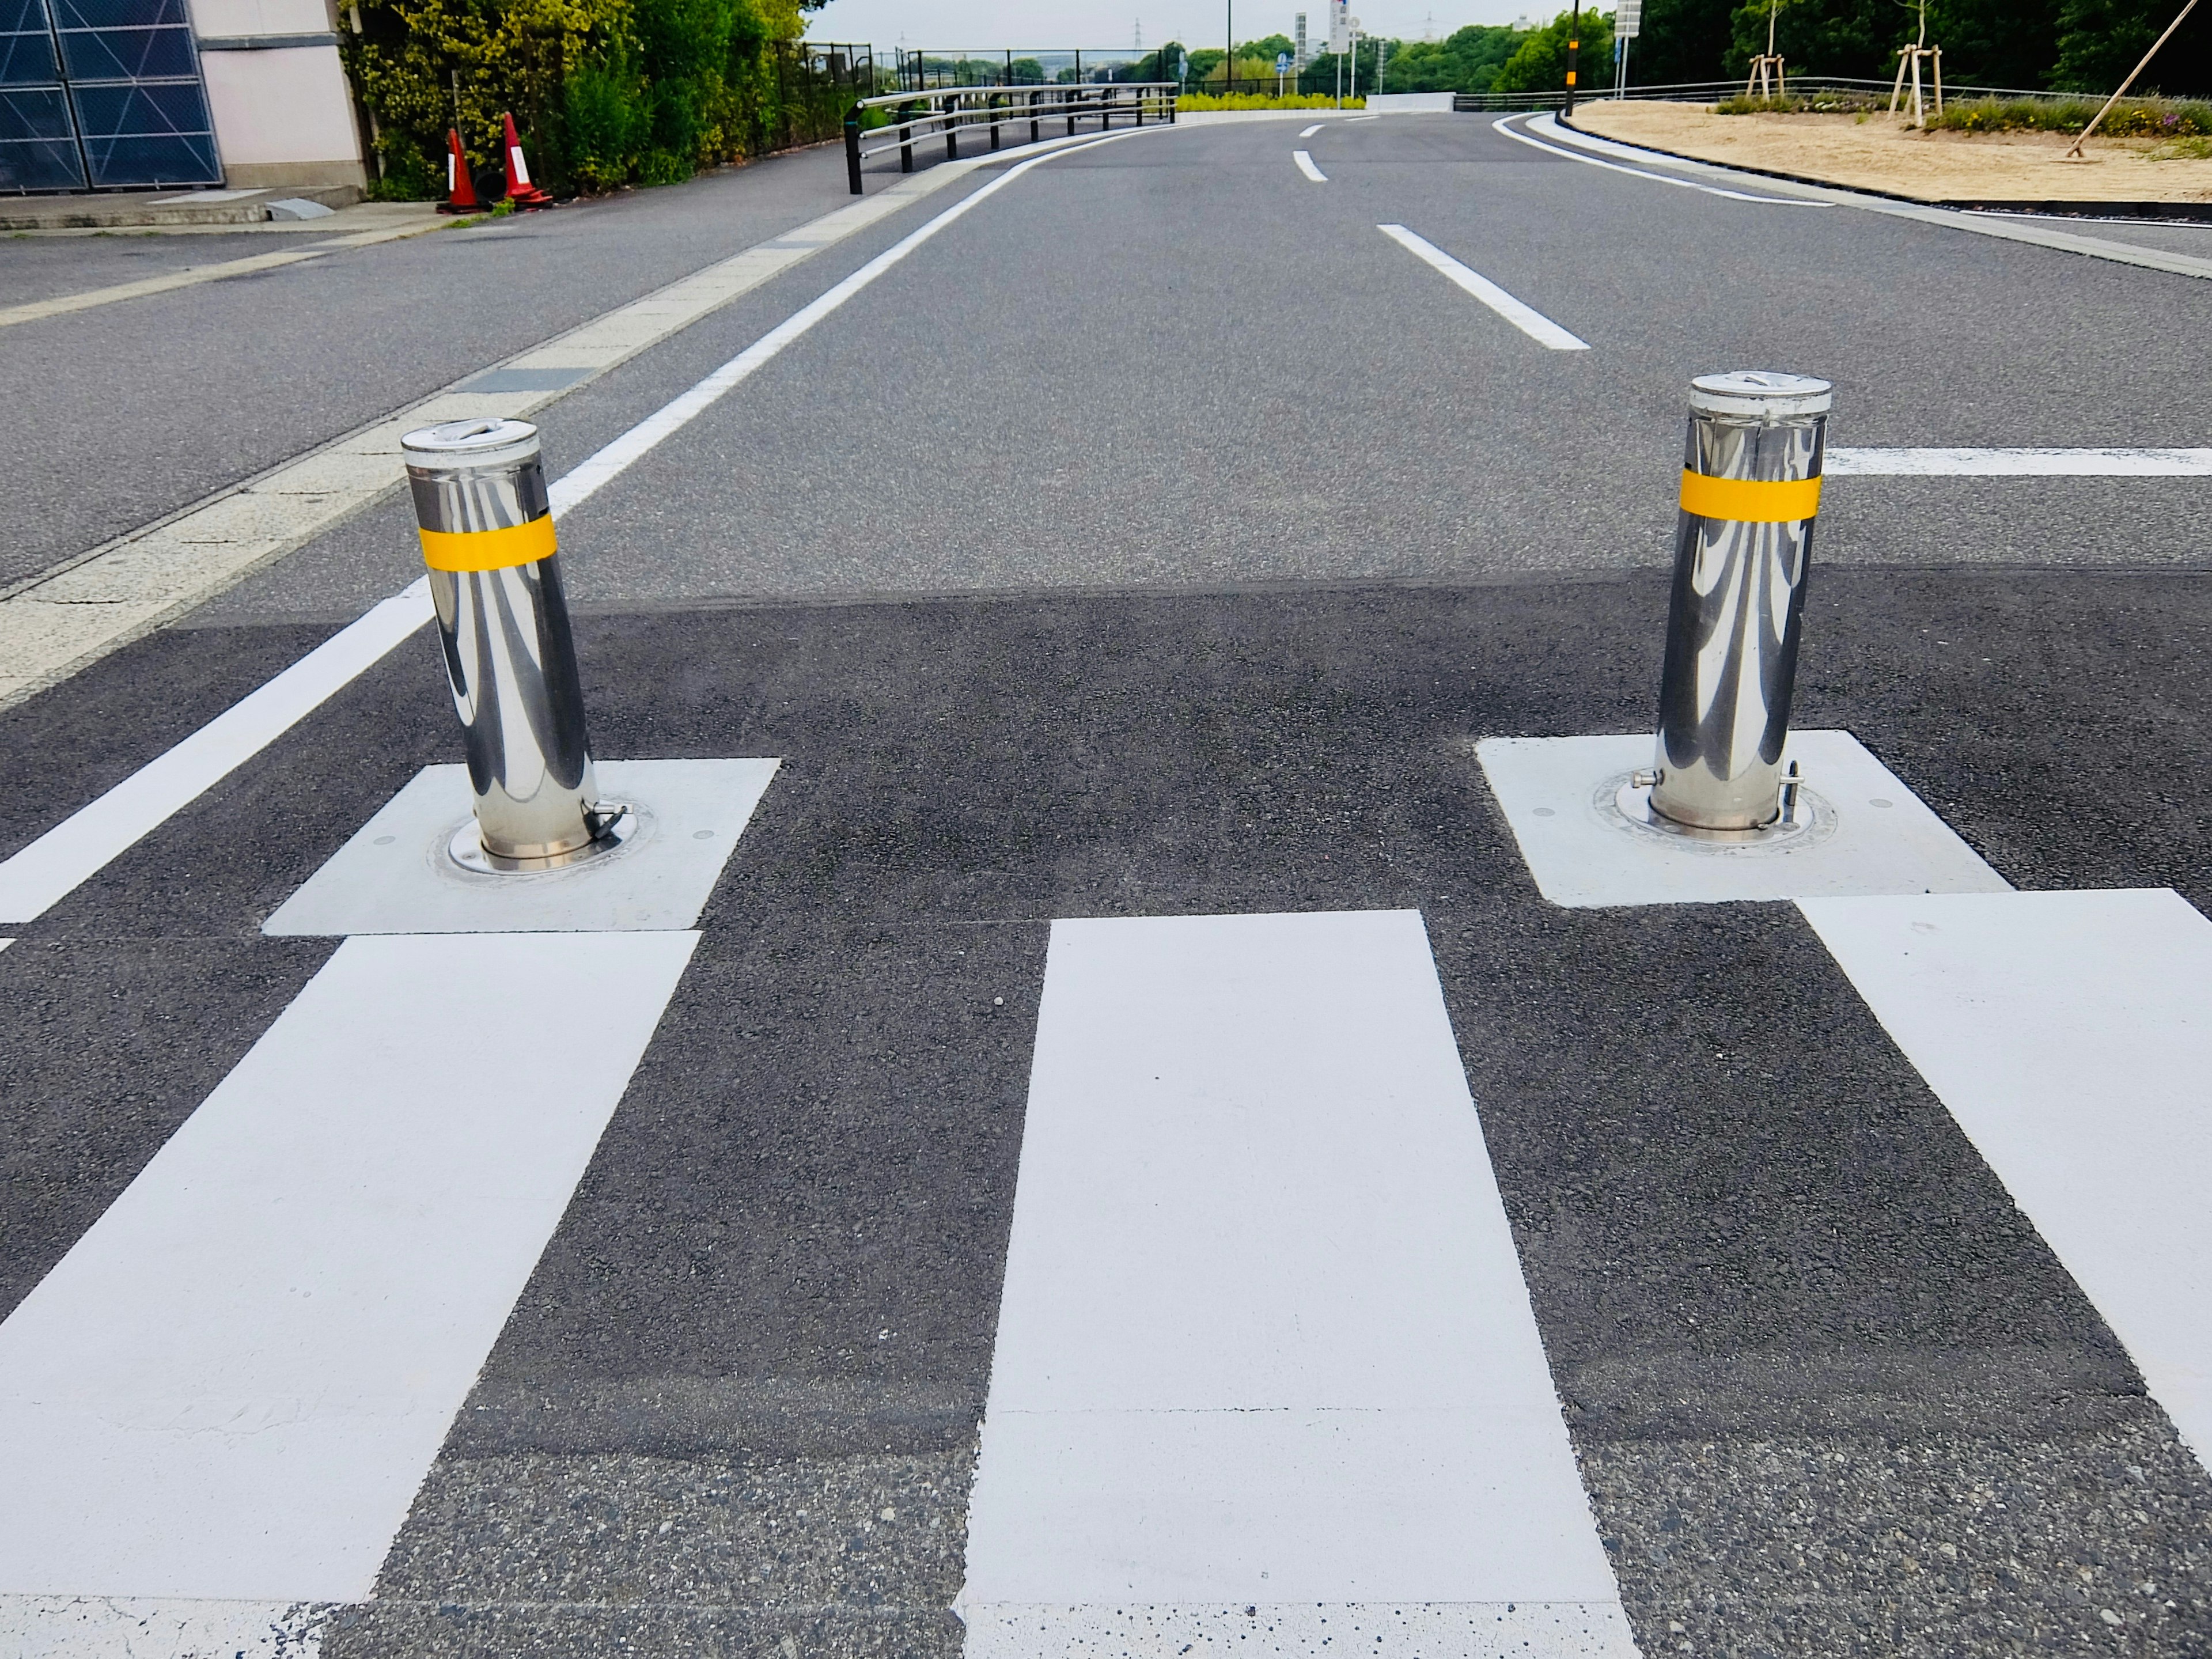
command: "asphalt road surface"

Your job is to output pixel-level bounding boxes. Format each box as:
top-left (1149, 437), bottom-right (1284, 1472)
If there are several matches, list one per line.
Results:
top-left (3, 112), bottom-right (2211, 1658)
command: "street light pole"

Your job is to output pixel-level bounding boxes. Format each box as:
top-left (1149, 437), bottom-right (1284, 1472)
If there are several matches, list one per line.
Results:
top-left (1226, 0), bottom-right (1233, 96)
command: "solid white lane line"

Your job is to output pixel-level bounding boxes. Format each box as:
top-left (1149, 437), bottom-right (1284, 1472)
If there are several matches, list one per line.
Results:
top-left (1827, 446), bottom-right (2212, 476)
top-left (552, 127), bottom-right (1141, 513)
top-left (1378, 224), bottom-right (1590, 351)
top-left (1298, 122), bottom-right (1323, 137)
top-left (959, 910), bottom-right (1634, 1658)
top-left (1800, 890), bottom-right (2212, 1464)
top-left (1494, 114), bottom-right (1833, 206)
top-left (0, 930), bottom-right (697, 1601)
top-left (0, 581), bottom-right (433, 925)
top-left (1293, 149), bottom-right (1328, 182)
top-left (0, 130), bottom-right (1145, 927)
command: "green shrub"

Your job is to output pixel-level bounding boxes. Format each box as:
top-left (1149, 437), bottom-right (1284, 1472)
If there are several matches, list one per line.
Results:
top-left (343, 0), bottom-right (829, 197)
top-left (1925, 94), bottom-right (2212, 136)
top-left (1176, 91), bottom-right (1357, 110)
top-left (563, 48), bottom-right (646, 188)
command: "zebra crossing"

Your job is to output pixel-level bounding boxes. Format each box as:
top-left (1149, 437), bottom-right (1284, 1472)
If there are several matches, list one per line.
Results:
top-left (0, 573), bottom-right (2208, 1656)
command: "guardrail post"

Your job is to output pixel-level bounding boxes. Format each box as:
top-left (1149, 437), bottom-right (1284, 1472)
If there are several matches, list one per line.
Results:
top-left (402, 418), bottom-right (630, 872)
top-left (1066, 89), bottom-right (1076, 137)
top-left (1646, 372), bottom-right (1832, 831)
top-left (1029, 90), bottom-right (1040, 144)
top-left (990, 92), bottom-right (1001, 150)
top-left (899, 104), bottom-right (913, 172)
top-left (843, 103), bottom-right (862, 194)
top-left (946, 101), bottom-right (960, 160)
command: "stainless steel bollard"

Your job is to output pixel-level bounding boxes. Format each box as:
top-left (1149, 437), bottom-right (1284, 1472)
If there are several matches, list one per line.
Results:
top-left (1648, 371), bottom-right (1832, 831)
top-left (402, 418), bottom-right (626, 870)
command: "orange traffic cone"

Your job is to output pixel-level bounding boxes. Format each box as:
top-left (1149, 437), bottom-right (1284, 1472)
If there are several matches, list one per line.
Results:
top-left (436, 127), bottom-right (482, 213)
top-left (501, 112), bottom-right (555, 209)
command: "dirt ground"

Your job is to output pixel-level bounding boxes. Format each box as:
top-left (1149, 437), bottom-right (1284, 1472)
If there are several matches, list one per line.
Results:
top-left (1568, 100), bottom-right (2212, 203)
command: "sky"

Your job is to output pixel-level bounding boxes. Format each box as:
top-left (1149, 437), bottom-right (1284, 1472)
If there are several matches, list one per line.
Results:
top-left (802, 1), bottom-right (1543, 51)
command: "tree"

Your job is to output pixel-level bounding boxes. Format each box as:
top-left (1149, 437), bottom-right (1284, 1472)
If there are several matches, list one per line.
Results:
top-left (1491, 7), bottom-right (1617, 94)
top-left (2051, 0), bottom-right (2212, 93)
top-left (1724, 0), bottom-right (1891, 78)
top-left (1382, 22), bottom-right (1528, 91)
top-left (1626, 0), bottom-right (1737, 82)
top-left (1923, 0), bottom-right (2062, 88)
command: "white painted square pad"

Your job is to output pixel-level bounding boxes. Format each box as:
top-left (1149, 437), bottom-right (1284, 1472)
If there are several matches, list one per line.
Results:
top-left (263, 758), bottom-right (778, 936)
top-left (1477, 730), bottom-right (2009, 908)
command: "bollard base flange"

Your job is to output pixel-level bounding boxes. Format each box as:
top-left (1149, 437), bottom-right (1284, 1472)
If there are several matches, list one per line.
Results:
top-left (1611, 778), bottom-right (1821, 847)
top-left (448, 806), bottom-right (638, 875)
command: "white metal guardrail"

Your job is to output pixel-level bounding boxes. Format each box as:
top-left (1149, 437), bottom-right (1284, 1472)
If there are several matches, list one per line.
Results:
top-left (843, 84), bottom-right (1179, 192)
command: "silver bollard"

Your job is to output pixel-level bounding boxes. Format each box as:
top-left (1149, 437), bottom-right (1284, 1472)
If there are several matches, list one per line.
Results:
top-left (1647, 371), bottom-right (1832, 832)
top-left (401, 418), bottom-right (630, 872)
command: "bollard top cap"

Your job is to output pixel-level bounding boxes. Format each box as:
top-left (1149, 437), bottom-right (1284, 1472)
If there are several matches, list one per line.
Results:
top-left (400, 418), bottom-right (541, 475)
top-left (1689, 370), bottom-right (1832, 419)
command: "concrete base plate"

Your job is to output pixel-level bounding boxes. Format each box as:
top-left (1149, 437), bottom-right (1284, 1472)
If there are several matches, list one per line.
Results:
top-left (1476, 730), bottom-right (2010, 908)
top-left (263, 758), bottom-right (779, 936)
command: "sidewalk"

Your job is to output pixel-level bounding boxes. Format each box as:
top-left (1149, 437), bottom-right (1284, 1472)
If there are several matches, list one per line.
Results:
top-left (0, 187), bottom-right (411, 234)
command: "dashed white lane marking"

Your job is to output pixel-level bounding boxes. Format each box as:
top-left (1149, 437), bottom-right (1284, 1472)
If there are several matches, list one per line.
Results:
top-left (1293, 149), bottom-right (1328, 181)
top-left (958, 910), bottom-right (1635, 1658)
top-left (1801, 889), bottom-right (2212, 1465)
top-left (1827, 446), bottom-right (2212, 476)
top-left (1298, 122), bottom-right (1323, 137)
top-left (0, 129), bottom-right (1152, 928)
top-left (0, 930), bottom-right (697, 1602)
top-left (1378, 224), bottom-right (1590, 350)
top-left (1494, 114), bottom-right (1832, 205)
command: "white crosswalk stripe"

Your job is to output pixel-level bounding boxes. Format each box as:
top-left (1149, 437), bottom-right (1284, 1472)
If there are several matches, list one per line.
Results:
top-left (959, 910), bottom-right (1637, 1658)
top-left (0, 933), bottom-right (697, 1607)
top-left (1804, 889), bottom-right (2212, 1465)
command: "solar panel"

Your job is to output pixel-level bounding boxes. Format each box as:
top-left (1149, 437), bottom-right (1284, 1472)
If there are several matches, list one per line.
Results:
top-left (0, 0), bottom-right (219, 193)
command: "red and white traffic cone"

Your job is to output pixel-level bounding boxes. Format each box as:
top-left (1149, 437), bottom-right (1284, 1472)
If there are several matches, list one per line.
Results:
top-left (501, 112), bottom-right (555, 209)
top-left (436, 127), bottom-right (483, 214)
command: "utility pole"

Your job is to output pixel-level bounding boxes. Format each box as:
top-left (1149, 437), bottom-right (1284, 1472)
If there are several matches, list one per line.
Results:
top-left (1226, 0), bottom-right (1233, 94)
top-left (1564, 0), bottom-right (1579, 116)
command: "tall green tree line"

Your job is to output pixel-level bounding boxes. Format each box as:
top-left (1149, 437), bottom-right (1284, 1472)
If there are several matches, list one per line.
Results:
top-left (1372, 0), bottom-right (2210, 96)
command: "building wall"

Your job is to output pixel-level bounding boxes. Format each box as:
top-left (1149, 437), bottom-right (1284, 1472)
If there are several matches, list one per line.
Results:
top-left (188, 0), bottom-right (366, 194)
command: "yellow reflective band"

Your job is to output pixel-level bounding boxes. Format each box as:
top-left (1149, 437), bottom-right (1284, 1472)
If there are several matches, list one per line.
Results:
top-left (1679, 470), bottom-right (1823, 524)
top-left (417, 514), bottom-right (558, 573)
